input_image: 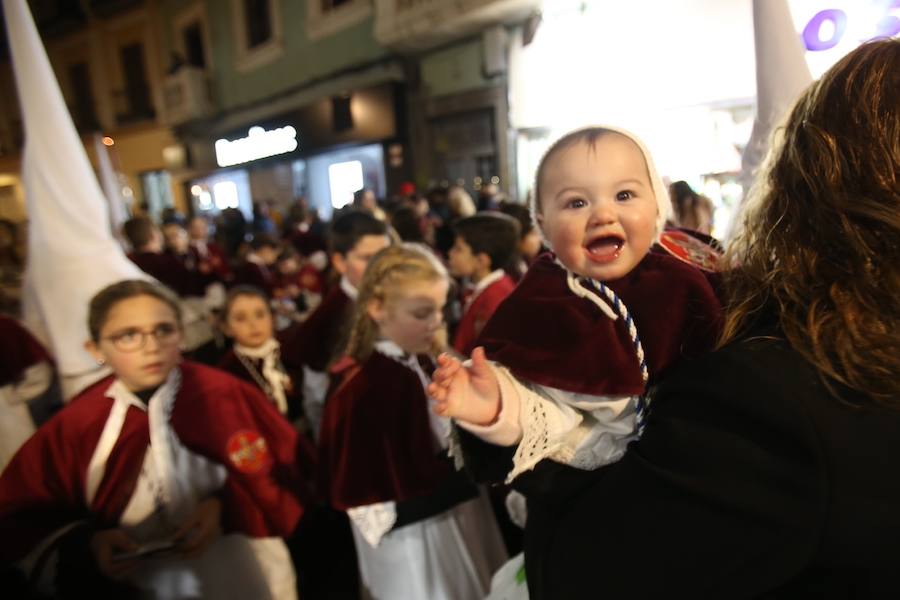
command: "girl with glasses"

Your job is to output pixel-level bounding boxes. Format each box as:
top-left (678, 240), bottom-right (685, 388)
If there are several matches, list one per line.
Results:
top-left (0, 279), bottom-right (313, 599)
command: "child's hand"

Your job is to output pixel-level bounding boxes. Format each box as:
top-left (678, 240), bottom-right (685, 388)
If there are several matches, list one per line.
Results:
top-left (90, 528), bottom-right (140, 580)
top-left (173, 496), bottom-right (222, 558)
top-left (428, 347), bottom-right (501, 426)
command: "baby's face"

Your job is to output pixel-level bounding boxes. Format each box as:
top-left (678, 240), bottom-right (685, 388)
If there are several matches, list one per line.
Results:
top-left (538, 135), bottom-right (658, 281)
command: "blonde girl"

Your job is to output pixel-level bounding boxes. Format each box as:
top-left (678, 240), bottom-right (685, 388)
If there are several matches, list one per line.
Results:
top-left (318, 243), bottom-right (507, 600)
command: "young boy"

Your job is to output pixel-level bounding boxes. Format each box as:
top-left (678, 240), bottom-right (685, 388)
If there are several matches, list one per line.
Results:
top-left (281, 210), bottom-right (390, 439)
top-left (187, 216), bottom-right (232, 283)
top-left (448, 213), bottom-right (520, 357)
top-left (429, 126), bottom-right (723, 595)
top-left (233, 234), bottom-right (280, 297)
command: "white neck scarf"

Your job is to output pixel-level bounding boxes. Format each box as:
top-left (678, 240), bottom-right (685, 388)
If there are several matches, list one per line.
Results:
top-left (234, 338), bottom-right (289, 414)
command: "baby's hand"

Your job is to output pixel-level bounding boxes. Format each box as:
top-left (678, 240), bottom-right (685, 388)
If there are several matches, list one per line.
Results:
top-left (428, 347), bottom-right (501, 426)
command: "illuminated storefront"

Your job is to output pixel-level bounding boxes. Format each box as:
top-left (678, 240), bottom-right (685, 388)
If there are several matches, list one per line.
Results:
top-left (185, 82), bottom-right (407, 221)
top-left (509, 0), bottom-right (899, 237)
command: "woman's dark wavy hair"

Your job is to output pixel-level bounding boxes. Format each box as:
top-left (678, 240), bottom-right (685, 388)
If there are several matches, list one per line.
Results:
top-left (722, 38), bottom-right (900, 405)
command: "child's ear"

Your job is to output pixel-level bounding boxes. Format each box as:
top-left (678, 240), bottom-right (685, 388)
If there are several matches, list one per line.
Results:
top-left (475, 252), bottom-right (492, 272)
top-left (331, 252), bottom-right (347, 276)
top-left (84, 340), bottom-right (105, 365)
top-left (366, 298), bottom-right (386, 324)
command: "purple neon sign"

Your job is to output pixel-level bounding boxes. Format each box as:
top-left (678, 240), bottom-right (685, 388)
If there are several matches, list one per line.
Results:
top-left (802, 1), bottom-right (900, 51)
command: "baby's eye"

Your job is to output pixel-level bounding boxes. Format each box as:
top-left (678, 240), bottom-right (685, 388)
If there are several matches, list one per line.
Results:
top-left (616, 190), bottom-right (634, 202)
top-left (566, 198), bottom-right (588, 209)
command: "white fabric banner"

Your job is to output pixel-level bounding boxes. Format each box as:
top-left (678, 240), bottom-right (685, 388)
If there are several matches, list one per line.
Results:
top-left (740, 0), bottom-right (813, 195)
top-left (2, 0), bottom-right (149, 388)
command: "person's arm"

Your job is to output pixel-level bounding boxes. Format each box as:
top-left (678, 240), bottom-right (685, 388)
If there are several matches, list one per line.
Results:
top-left (542, 347), bottom-right (825, 597)
top-left (434, 351), bottom-right (638, 484)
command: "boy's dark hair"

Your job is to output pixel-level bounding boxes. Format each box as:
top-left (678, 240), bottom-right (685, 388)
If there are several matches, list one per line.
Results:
top-left (88, 279), bottom-right (182, 341)
top-left (250, 234), bottom-right (279, 251)
top-left (122, 217), bottom-right (158, 250)
top-left (328, 210), bottom-right (388, 256)
top-left (498, 202), bottom-right (535, 239)
top-left (453, 213), bottom-right (521, 271)
top-left (221, 285), bottom-right (270, 324)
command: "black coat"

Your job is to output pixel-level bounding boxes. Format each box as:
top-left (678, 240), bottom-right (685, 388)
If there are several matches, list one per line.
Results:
top-left (458, 328), bottom-right (900, 598)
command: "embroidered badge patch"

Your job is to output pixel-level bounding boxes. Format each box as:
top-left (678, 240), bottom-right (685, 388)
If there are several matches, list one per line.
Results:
top-left (226, 430), bottom-right (270, 474)
top-left (659, 230), bottom-right (721, 272)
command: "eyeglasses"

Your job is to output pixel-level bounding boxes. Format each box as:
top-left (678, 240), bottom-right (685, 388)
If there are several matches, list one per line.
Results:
top-left (103, 323), bottom-right (180, 352)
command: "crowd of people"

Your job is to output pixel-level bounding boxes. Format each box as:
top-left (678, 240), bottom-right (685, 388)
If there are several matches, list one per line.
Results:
top-left (0, 38), bottom-right (897, 599)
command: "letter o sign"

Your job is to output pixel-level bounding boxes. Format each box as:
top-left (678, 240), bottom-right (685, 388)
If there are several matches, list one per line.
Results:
top-left (803, 9), bottom-right (848, 51)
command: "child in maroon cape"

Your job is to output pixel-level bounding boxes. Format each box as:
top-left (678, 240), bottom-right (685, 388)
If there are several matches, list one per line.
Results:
top-left (281, 211), bottom-right (390, 439)
top-left (319, 244), bottom-right (507, 600)
top-left (0, 280), bottom-right (313, 599)
top-left (429, 126), bottom-right (723, 593)
top-left (218, 285), bottom-right (302, 422)
top-left (448, 213), bottom-right (519, 357)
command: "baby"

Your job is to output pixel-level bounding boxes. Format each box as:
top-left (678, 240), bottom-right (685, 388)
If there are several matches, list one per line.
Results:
top-left (430, 125), bottom-right (723, 483)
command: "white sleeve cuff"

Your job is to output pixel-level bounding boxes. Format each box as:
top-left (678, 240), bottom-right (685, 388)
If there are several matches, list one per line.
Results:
top-left (454, 363), bottom-right (523, 447)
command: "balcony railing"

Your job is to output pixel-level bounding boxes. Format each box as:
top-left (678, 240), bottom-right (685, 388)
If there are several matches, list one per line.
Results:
top-left (159, 66), bottom-right (215, 126)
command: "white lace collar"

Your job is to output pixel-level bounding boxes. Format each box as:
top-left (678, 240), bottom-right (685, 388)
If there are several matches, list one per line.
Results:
top-left (374, 339), bottom-right (406, 359)
top-left (234, 337), bottom-right (280, 359)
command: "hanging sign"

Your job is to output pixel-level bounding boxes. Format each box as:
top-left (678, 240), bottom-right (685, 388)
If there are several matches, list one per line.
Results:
top-left (215, 125), bottom-right (298, 167)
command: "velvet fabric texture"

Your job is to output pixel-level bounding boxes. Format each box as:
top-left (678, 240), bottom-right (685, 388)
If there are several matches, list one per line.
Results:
top-left (282, 284), bottom-right (353, 373)
top-left (0, 362), bottom-right (313, 563)
top-left (318, 352), bottom-right (454, 511)
top-left (0, 315), bottom-right (52, 388)
top-left (477, 251), bottom-right (723, 396)
top-left (453, 274), bottom-right (517, 357)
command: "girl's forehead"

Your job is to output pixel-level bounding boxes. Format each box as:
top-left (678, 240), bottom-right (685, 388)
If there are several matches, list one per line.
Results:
top-left (387, 277), bottom-right (448, 300)
top-left (104, 295), bottom-right (177, 328)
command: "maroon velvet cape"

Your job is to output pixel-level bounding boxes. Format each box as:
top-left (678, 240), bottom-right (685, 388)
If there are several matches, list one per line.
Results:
top-left (318, 352), bottom-right (452, 511)
top-left (0, 316), bottom-right (52, 387)
top-left (0, 362), bottom-right (314, 562)
top-left (476, 252), bottom-right (723, 396)
top-left (453, 274), bottom-right (517, 357)
top-left (217, 346), bottom-right (303, 418)
top-left (281, 284), bottom-right (352, 372)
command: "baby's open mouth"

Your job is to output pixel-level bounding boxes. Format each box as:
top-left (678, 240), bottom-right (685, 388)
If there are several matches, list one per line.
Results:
top-left (585, 235), bottom-right (624, 262)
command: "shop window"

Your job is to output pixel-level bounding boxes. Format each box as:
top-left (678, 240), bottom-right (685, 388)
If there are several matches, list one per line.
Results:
top-left (213, 180), bottom-right (240, 210)
top-left (117, 43), bottom-right (155, 125)
top-left (232, 0), bottom-right (283, 72)
top-left (68, 62), bottom-right (100, 132)
top-left (306, 0), bottom-right (371, 41)
top-left (328, 160), bottom-right (364, 209)
top-left (141, 171), bottom-right (175, 221)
